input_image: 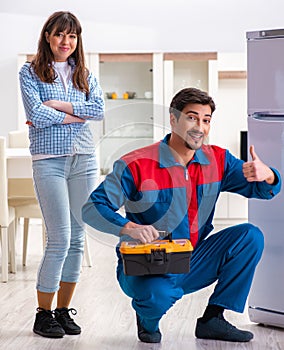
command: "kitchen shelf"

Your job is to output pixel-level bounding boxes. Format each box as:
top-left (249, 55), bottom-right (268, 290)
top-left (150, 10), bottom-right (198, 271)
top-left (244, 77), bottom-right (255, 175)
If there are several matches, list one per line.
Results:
top-left (218, 70), bottom-right (247, 79)
top-left (99, 53), bottom-right (152, 62)
top-left (164, 52), bottom-right (217, 61)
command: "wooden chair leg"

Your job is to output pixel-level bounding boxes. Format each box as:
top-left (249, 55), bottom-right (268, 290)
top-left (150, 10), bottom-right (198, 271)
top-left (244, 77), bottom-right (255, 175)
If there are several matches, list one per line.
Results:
top-left (14, 218), bottom-right (20, 240)
top-left (8, 221), bottom-right (16, 273)
top-left (22, 218), bottom-right (29, 266)
top-left (1, 227), bottom-right (8, 282)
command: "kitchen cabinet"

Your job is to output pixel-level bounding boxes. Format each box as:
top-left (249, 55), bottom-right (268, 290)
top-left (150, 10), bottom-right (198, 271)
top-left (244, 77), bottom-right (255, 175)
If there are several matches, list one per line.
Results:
top-left (87, 53), bottom-right (162, 173)
top-left (98, 53), bottom-right (154, 145)
top-left (87, 52), bottom-right (219, 173)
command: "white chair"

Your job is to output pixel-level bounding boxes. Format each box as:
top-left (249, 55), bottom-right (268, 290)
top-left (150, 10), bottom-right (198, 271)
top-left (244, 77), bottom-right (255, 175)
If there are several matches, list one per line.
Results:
top-left (8, 188), bottom-right (45, 267)
top-left (8, 130), bottom-right (45, 266)
top-left (0, 137), bottom-right (16, 282)
top-left (8, 130), bottom-right (92, 267)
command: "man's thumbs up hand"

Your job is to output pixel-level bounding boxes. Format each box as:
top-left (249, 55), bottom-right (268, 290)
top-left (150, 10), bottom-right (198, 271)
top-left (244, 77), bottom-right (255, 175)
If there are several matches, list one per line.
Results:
top-left (249, 145), bottom-right (258, 161)
top-left (242, 145), bottom-right (275, 184)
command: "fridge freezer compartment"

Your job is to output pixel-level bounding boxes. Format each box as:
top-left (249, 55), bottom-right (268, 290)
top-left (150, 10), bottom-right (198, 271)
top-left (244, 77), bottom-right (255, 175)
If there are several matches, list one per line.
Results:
top-left (247, 35), bottom-right (284, 115)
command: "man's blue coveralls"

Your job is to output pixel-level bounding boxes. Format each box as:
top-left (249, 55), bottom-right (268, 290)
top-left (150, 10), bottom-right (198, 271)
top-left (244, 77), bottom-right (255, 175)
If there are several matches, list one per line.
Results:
top-left (82, 134), bottom-right (281, 333)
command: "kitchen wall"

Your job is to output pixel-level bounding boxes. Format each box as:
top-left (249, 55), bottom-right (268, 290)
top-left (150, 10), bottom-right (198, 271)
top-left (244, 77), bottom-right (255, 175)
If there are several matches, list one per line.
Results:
top-left (0, 0), bottom-right (283, 136)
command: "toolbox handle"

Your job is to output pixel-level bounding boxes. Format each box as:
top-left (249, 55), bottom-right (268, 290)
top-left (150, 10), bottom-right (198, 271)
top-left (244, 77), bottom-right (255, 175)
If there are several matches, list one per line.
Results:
top-left (146, 249), bottom-right (168, 265)
top-left (158, 231), bottom-right (172, 242)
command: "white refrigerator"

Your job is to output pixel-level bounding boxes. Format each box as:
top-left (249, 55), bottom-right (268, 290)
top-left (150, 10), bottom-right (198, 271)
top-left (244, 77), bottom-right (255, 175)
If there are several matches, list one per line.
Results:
top-left (247, 29), bottom-right (284, 327)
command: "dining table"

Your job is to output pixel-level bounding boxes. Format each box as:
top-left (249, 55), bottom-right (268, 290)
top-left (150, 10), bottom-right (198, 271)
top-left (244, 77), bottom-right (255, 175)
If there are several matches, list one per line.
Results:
top-left (6, 147), bottom-right (32, 178)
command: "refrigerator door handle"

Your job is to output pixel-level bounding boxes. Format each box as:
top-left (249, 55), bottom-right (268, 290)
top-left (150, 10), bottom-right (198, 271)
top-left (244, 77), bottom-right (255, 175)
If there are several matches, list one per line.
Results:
top-left (251, 115), bottom-right (284, 122)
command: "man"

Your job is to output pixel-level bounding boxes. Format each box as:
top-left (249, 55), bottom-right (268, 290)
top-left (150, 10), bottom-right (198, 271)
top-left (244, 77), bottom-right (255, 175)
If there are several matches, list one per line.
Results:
top-left (82, 87), bottom-right (281, 343)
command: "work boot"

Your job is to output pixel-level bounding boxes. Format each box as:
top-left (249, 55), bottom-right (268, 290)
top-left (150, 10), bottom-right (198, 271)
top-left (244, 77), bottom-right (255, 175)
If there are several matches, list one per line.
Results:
top-left (136, 313), bottom-right (161, 343)
top-left (195, 313), bottom-right (253, 342)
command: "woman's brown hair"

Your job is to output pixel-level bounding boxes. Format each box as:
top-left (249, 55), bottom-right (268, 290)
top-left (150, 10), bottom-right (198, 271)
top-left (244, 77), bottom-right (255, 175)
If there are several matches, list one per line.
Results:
top-left (31, 11), bottom-right (89, 94)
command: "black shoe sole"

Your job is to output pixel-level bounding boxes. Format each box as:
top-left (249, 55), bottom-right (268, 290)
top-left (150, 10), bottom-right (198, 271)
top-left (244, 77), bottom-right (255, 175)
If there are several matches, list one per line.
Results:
top-left (33, 328), bottom-right (65, 338)
top-left (138, 334), bottom-right (161, 343)
top-left (64, 329), bottom-right (81, 335)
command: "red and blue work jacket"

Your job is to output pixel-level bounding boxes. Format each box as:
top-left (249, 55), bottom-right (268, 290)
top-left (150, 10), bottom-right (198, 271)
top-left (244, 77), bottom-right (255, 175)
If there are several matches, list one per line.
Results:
top-left (83, 134), bottom-right (281, 248)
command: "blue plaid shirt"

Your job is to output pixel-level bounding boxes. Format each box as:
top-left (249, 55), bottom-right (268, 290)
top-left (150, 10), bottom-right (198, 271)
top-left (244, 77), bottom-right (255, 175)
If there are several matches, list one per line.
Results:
top-left (19, 60), bottom-right (105, 155)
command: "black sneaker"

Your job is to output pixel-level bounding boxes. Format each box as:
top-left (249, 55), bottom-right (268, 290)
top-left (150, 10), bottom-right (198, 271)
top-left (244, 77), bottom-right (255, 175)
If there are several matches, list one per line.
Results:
top-left (136, 313), bottom-right (161, 343)
top-left (33, 307), bottom-right (65, 338)
top-left (54, 307), bottom-right (81, 335)
top-left (195, 314), bottom-right (253, 342)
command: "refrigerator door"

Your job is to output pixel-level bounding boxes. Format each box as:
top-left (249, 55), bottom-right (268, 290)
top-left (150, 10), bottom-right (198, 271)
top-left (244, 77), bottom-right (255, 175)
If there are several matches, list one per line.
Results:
top-left (248, 115), bottom-right (284, 327)
top-left (247, 32), bottom-right (284, 115)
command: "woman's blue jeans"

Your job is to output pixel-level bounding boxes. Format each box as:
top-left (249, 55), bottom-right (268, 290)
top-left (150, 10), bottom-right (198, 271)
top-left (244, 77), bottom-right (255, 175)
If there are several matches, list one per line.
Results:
top-left (32, 154), bottom-right (98, 293)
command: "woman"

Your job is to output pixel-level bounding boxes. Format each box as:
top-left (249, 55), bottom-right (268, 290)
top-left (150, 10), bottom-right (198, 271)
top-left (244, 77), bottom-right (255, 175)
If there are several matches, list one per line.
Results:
top-left (19, 11), bottom-right (104, 338)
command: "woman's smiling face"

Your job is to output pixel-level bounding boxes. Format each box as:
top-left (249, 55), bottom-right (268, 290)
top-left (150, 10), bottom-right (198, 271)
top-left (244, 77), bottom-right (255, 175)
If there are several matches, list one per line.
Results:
top-left (45, 29), bottom-right (78, 62)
